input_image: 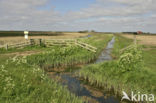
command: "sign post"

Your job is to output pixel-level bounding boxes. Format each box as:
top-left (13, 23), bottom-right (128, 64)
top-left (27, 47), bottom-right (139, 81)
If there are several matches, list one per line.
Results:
top-left (24, 31), bottom-right (29, 40)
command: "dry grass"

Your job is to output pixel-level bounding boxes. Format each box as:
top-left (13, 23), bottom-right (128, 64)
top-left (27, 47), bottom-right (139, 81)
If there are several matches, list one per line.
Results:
top-left (120, 34), bottom-right (156, 46)
top-left (0, 32), bottom-right (88, 45)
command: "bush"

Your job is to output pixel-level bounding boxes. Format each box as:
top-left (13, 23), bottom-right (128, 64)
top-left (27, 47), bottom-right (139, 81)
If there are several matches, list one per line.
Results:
top-left (118, 45), bottom-right (143, 72)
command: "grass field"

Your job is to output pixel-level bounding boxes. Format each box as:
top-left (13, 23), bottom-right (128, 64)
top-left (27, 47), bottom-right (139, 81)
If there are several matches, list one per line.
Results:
top-left (120, 34), bottom-right (156, 46)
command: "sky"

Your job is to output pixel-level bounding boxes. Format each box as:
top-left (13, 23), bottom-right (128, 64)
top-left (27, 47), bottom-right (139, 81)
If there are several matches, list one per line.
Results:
top-left (0, 0), bottom-right (156, 33)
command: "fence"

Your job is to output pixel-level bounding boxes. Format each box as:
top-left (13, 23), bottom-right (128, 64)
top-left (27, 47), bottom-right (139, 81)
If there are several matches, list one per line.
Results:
top-left (44, 39), bottom-right (76, 46)
top-left (0, 41), bottom-right (31, 50)
top-left (0, 39), bottom-right (97, 52)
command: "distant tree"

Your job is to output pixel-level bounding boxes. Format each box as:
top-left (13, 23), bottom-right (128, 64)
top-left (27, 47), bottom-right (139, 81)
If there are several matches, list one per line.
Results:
top-left (78, 30), bottom-right (89, 33)
top-left (91, 30), bottom-right (95, 32)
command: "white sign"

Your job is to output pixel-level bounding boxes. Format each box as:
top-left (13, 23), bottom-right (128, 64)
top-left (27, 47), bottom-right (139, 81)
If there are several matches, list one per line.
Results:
top-left (24, 31), bottom-right (29, 39)
top-left (25, 34), bottom-right (28, 39)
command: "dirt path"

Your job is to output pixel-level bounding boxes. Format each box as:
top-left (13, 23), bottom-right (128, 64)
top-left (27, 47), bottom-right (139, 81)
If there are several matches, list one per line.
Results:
top-left (2, 50), bottom-right (42, 57)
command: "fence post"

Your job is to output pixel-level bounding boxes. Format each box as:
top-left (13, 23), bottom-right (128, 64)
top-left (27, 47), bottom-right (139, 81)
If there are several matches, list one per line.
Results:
top-left (39, 39), bottom-right (42, 46)
top-left (6, 44), bottom-right (8, 50)
top-left (30, 39), bottom-right (34, 46)
top-left (133, 34), bottom-right (137, 45)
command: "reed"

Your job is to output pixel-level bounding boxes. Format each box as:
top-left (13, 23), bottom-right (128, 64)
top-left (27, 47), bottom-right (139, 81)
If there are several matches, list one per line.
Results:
top-left (0, 56), bottom-right (83, 103)
top-left (0, 33), bottom-right (114, 103)
top-left (26, 34), bottom-right (113, 71)
top-left (77, 45), bottom-right (156, 101)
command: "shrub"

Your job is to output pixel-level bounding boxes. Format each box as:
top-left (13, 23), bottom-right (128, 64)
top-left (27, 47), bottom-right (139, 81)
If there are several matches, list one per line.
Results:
top-left (118, 45), bottom-right (143, 72)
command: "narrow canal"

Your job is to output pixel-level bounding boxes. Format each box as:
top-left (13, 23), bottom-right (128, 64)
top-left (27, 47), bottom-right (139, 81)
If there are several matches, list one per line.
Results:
top-left (49, 37), bottom-right (120, 103)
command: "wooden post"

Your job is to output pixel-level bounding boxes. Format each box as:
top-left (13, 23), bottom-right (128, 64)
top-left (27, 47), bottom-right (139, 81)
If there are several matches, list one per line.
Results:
top-left (134, 34), bottom-right (137, 45)
top-left (30, 39), bottom-right (34, 46)
top-left (39, 39), bottom-right (42, 46)
top-left (6, 44), bottom-right (8, 50)
top-left (42, 39), bottom-right (45, 47)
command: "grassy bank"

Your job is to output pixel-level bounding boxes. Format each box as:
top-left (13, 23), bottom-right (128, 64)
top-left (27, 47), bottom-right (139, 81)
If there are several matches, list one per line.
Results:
top-left (78, 45), bottom-right (156, 102)
top-left (0, 56), bottom-right (83, 103)
top-left (0, 33), bottom-right (113, 103)
top-left (77, 35), bottom-right (156, 102)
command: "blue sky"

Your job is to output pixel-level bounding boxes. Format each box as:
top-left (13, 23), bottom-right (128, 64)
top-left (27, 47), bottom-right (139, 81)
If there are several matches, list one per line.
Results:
top-left (50, 0), bottom-right (96, 14)
top-left (0, 0), bottom-right (156, 33)
top-left (38, 0), bottom-right (95, 13)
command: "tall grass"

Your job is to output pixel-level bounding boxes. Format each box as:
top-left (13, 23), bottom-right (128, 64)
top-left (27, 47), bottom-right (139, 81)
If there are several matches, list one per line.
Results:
top-left (142, 47), bottom-right (156, 72)
top-left (112, 34), bottom-right (133, 59)
top-left (78, 45), bottom-right (156, 101)
top-left (0, 56), bottom-right (83, 103)
top-left (0, 34), bottom-right (113, 103)
top-left (26, 34), bottom-right (113, 71)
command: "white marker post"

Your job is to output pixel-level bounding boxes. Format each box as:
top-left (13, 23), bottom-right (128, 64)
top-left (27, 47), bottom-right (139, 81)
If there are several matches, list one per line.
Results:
top-left (24, 31), bottom-right (29, 40)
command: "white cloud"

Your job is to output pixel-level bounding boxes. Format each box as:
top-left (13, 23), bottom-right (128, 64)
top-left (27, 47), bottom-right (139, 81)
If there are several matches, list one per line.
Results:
top-left (0, 0), bottom-right (156, 32)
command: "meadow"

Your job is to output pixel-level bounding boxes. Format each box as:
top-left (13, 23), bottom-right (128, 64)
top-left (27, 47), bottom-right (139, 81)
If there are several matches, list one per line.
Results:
top-left (120, 34), bottom-right (156, 46)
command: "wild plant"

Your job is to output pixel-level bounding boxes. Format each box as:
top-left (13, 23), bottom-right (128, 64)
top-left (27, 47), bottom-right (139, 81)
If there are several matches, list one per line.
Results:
top-left (118, 45), bottom-right (143, 72)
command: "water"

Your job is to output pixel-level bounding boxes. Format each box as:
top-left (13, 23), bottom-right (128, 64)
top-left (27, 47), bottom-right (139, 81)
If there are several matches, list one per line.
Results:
top-left (95, 37), bottom-right (115, 63)
top-left (49, 37), bottom-right (119, 103)
top-left (59, 74), bottom-right (119, 103)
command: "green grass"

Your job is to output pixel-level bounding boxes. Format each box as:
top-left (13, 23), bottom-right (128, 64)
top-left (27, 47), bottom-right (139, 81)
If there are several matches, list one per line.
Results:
top-left (77, 35), bottom-right (156, 102)
top-left (78, 46), bottom-right (156, 101)
top-left (113, 34), bottom-right (156, 72)
top-left (0, 45), bottom-right (50, 54)
top-left (142, 48), bottom-right (156, 72)
top-left (112, 34), bottom-right (133, 58)
top-left (0, 57), bottom-right (83, 103)
top-left (141, 44), bottom-right (156, 72)
top-left (0, 33), bottom-right (113, 103)
top-left (78, 60), bottom-right (156, 94)
top-left (26, 34), bottom-right (113, 71)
